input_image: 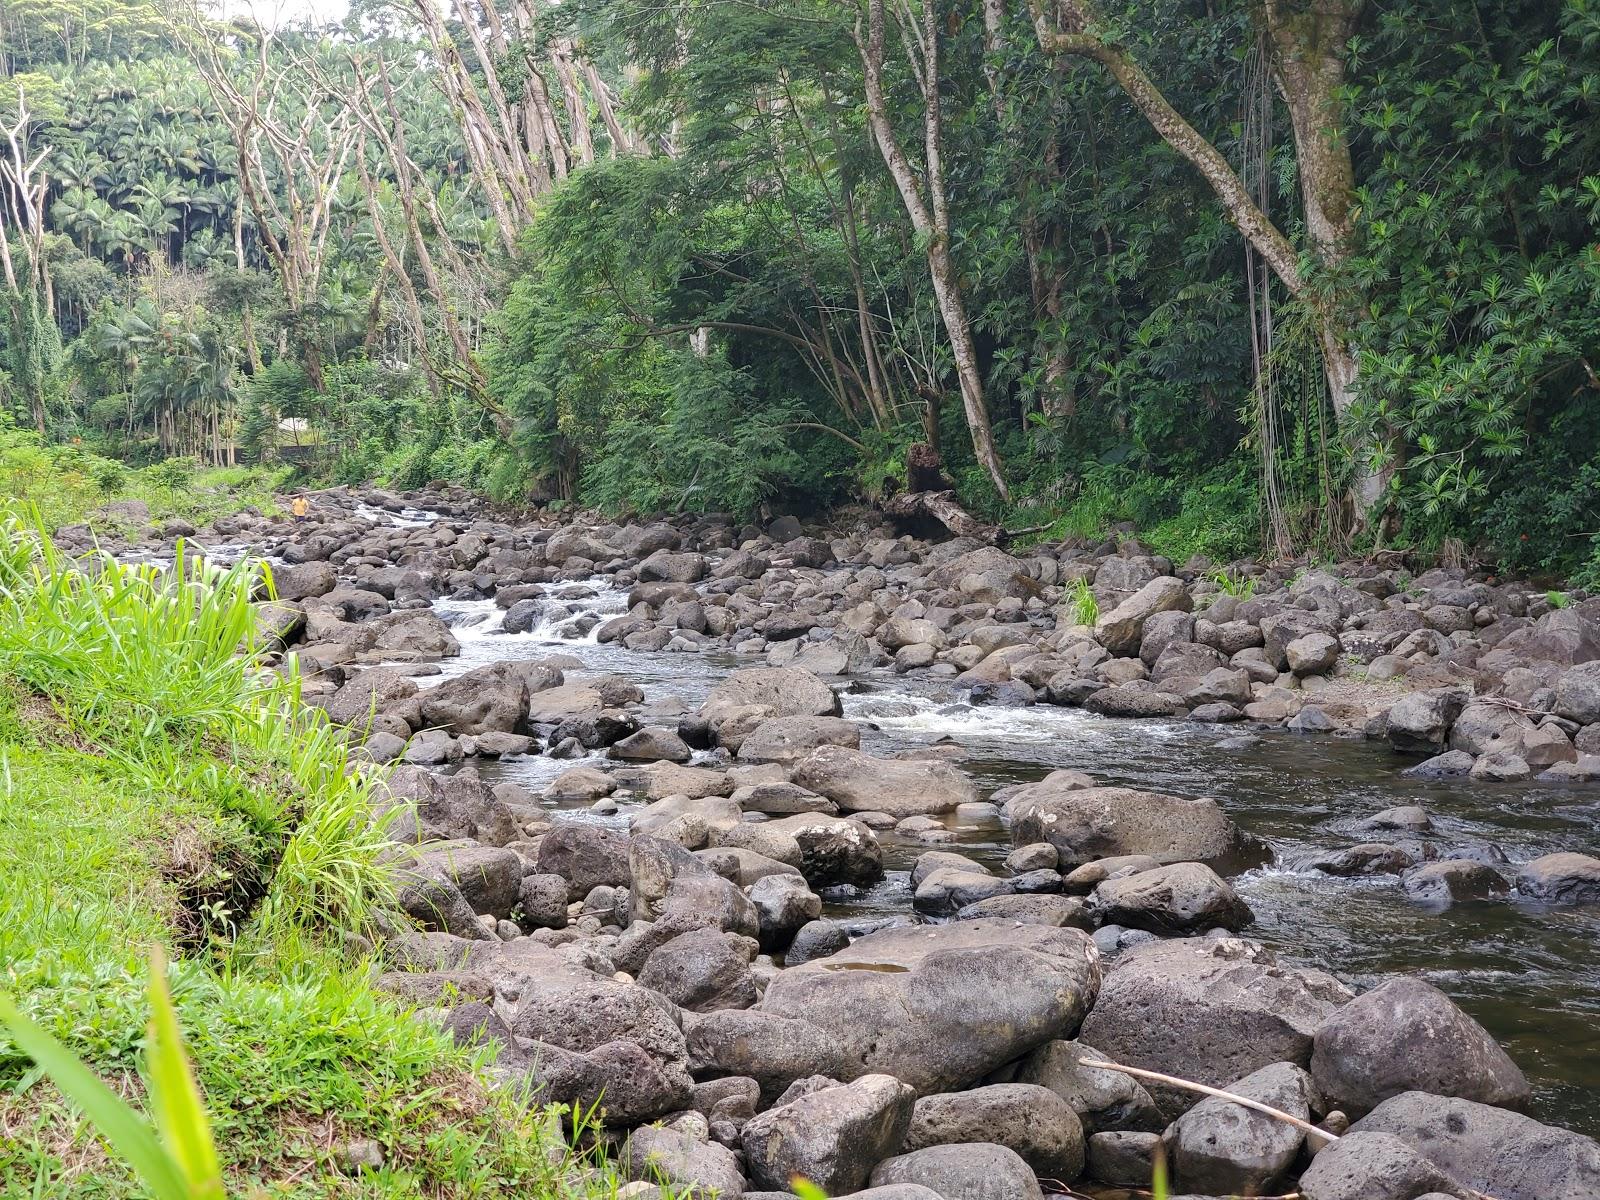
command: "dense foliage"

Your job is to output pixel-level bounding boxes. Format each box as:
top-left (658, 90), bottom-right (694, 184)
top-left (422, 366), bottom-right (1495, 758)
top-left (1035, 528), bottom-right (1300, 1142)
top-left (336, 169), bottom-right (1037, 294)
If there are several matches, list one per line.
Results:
top-left (4, 0), bottom-right (1600, 574)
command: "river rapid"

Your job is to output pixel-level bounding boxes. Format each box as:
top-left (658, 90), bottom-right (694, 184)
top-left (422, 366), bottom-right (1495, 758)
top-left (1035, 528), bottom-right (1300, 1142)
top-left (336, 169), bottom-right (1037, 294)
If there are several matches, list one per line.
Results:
top-left (410, 583), bottom-right (1600, 1134)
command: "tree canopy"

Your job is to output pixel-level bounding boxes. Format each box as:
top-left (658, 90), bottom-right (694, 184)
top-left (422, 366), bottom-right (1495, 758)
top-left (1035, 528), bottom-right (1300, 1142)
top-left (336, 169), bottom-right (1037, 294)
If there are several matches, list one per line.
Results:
top-left (3, 0), bottom-right (1599, 575)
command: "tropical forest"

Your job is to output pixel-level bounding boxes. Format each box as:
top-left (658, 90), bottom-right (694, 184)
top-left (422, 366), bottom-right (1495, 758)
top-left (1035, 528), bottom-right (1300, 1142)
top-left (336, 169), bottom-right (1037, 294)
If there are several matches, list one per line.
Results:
top-left (3, 1), bottom-right (1600, 1199)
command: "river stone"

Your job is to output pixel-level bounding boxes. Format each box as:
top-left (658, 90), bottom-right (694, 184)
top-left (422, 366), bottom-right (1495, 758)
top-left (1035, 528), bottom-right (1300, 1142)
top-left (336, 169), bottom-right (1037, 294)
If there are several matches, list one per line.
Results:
top-left (955, 893), bottom-right (1092, 928)
top-left (792, 745), bottom-right (979, 817)
top-left (1014, 1040), bottom-right (1164, 1134)
top-left (380, 767), bottom-right (521, 847)
top-left (536, 824), bottom-right (632, 900)
top-left (1310, 978), bottom-right (1531, 1116)
top-left (1352, 1090), bottom-right (1600, 1200)
top-left (686, 1008), bottom-right (853, 1104)
top-left (414, 845), bottom-right (523, 918)
top-left (913, 868), bottom-right (1015, 917)
top-left (738, 715), bottom-right (862, 764)
top-left (732, 781), bottom-right (837, 815)
top-left (523, 1037), bottom-right (695, 1128)
top-left (903, 1084), bottom-right (1084, 1180)
top-left (702, 667), bottom-right (841, 728)
top-left (1079, 938), bottom-right (1350, 1118)
top-left (610, 726), bottom-right (693, 762)
top-left (1359, 805), bottom-right (1433, 833)
top-left (1385, 688), bottom-right (1468, 752)
top-left (1297, 1131), bottom-right (1462, 1200)
top-left (759, 919), bottom-right (1100, 1095)
top-left (1164, 1061), bottom-right (1318, 1196)
top-left (394, 871), bottom-right (493, 941)
top-left (1095, 576), bottom-right (1192, 658)
top-left (1082, 685), bottom-right (1182, 718)
top-left (546, 766), bottom-right (617, 803)
top-left (1400, 859), bottom-right (1508, 906)
top-left (1515, 850), bottom-right (1600, 904)
top-left (1286, 632), bottom-right (1341, 676)
top-left (1088, 861), bottom-right (1253, 934)
top-left (1086, 1131), bottom-right (1159, 1187)
top-left (626, 1125), bottom-right (745, 1199)
top-left (1400, 749), bottom-right (1474, 779)
top-left (517, 873), bottom-right (568, 930)
top-left (762, 813), bottom-right (884, 888)
top-left (1009, 784), bottom-right (1240, 867)
top-left (637, 927), bottom-right (759, 1013)
top-left (748, 872), bottom-right (822, 949)
top-left (870, 1143), bottom-right (1042, 1200)
top-left (511, 974), bottom-right (686, 1064)
top-left (740, 1074), bottom-right (916, 1194)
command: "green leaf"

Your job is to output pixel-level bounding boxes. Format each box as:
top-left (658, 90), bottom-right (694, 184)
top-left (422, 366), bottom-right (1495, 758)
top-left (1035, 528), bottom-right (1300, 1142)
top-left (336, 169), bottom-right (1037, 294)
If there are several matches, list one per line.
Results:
top-left (145, 949), bottom-right (225, 1200)
top-left (0, 990), bottom-right (189, 1199)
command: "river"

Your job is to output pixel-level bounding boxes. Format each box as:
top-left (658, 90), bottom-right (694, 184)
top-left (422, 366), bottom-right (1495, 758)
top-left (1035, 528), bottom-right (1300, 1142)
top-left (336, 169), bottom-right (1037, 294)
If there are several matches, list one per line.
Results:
top-left (404, 575), bottom-right (1600, 1132)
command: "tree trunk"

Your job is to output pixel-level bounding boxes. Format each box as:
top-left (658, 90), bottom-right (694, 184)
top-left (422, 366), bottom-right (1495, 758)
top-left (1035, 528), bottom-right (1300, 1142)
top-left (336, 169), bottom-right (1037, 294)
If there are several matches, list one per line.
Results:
top-left (1030, 0), bottom-right (1386, 515)
top-left (858, 0), bottom-right (1010, 501)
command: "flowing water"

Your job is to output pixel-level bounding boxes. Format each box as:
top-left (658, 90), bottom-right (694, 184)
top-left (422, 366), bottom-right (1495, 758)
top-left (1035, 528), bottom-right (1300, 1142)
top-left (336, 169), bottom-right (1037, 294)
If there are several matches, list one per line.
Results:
top-left (420, 577), bottom-right (1600, 1132)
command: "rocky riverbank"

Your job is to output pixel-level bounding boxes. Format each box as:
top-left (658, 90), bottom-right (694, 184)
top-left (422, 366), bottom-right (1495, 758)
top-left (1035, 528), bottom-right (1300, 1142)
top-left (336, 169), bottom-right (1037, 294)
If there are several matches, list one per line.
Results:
top-left (68, 486), bottom-right (1600, 1200)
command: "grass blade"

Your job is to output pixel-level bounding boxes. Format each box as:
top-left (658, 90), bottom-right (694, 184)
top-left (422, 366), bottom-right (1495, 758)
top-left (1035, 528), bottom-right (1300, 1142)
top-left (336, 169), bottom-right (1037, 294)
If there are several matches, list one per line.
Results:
top-left (0, 990), bottom-right (189, 1198)
top-left (145, 949), bottom-right (225, 1200)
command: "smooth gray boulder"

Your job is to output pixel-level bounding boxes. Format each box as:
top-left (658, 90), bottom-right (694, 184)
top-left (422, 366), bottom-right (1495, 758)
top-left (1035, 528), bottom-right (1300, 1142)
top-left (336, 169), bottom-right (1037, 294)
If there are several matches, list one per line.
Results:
top-left (1009, 784), bottom-right (1240, 867)
top-left (1515, 850), bottom-right (1600, 905)
top-left (702, 667), bottom-right (841, 728)
top-left (686, 1008), bottom-right (853, 1104)
top-left (1096, 576), bottom-right (1191, 658)
top-left (1353, 1090), bottom-right (1600, 1200)
top-left (1297, 1131), bottom-right (1462, 1200)
top-left (738, 715), bottom-right (861, 764)
top-left (1164, 1061), bottom-right (1318, 1196)
top-left (903, 1084), bottom-right (1084, 1180)
top-left (740, 1074), bottom-right (915, 1194)
top-left (792, 746), bottom-right (979, 817)
top-left (1014, 1039), bottom-right (1164, 1134)
top-left (870, 1143), bottom-right (1042, 1200)
top-left (760, 920), bottom-right (1101, 1095)
top-left (1310, 978), bottom-right (1531, 1116)
top-left (626, 1125), bottom-right (745, 1199)
top-left (1089, 861), bottom-right (1253, 934)
top-left (1079, 938), bottom-right (1350, 1117)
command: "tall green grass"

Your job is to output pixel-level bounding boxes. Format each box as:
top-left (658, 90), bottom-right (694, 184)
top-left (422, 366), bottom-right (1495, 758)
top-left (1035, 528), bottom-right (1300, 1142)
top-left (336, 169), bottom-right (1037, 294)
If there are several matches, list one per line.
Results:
top-left (0, 523), bottom-right (603, 1197)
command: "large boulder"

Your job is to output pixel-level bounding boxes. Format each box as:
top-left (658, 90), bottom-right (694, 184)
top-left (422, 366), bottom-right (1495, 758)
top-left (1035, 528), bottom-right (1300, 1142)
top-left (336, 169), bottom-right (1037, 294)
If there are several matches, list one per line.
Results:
top-left (536, 824), bottom-right (632, 900)
top-left (1095, 577), bottom-right (1191, 658)
top-left (759, 920), bottom-right (1101, 1094)
top-left (702, 667), bottom-right (841, 728)
top-left (1351, 1091), bottom-right (1600, 1200)
top-left (418, 660), bottom-right (560, 735)
top-left (1515, 851), bottom-right (1600, 905)
top-left (1297, 1131), bottom-right (1463, 1200)
top-left (1009, 784), bottom-right (1240, 867)
top-left (869, 1143), bottom-right (1042, 1200)
top-left (626, 1125), bottom-right (745, 1199)
top-left (1089, 861), bottom-right (1253, 934)
top-left (762, 813), bottom-right (884, 888)
top-left (1555, 661), bottom-right (1600, 724)
top-left (636, 927), bottom-right (759, 1013)
top-left (740, 1074), bottom-right (916, 1195)
top-left (929, 546), bottom-right (1034, 602)
top-left (1164, 1061), bottom-right (1318, 1196)
top-left (1310, 978), bottom-right (1531, 1116)
top-left (793, 746), bottom-right (978, 818)
top-left (903, 1085), bottom-right (1084, 1181)
top-left (686, 1009), bottom-right (853, 1104)
top-left (1013, 1040), bottom-right (1164, 1134)
top-left (1385, 688), bottom-right (1469, 752)
top-left (510, 974), bottom-right (686, 1064)
top-left (738, 715), bottom-right (861, 764)
top-left (638, 548), bottom-right (708, 583)
top-left (1078, 938), bottom-right (1350, 1117)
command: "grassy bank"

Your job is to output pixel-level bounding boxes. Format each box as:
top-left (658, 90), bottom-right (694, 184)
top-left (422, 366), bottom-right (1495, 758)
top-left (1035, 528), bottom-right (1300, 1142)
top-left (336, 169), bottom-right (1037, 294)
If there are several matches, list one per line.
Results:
top-left (0, 430), bottom-right (286, 531)
top-left (0, 525), bottom-right (611, 1197)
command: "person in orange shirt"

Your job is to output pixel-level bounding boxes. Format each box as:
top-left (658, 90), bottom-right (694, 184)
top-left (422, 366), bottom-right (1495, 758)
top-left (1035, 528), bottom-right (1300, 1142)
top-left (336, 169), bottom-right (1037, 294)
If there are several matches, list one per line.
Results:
top-left (291, 495), bottom-right (310, 522)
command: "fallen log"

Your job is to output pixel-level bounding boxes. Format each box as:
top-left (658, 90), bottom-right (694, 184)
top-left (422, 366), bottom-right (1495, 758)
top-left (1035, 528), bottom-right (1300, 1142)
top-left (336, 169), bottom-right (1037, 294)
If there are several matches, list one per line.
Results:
top-left (881, 490), bottom-right (1002, 542)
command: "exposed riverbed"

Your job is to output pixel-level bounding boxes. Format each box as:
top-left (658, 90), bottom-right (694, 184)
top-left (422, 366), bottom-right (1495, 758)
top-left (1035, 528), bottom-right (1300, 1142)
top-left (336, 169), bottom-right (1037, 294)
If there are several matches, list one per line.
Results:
top-left (406, 583), bottom-right (1600, 1133)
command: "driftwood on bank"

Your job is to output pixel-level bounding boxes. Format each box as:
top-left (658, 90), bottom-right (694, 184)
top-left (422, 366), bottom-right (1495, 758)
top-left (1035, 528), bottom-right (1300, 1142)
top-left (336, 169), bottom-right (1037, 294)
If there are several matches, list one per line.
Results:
top-left (881, 490), bottom-right (1004, 542)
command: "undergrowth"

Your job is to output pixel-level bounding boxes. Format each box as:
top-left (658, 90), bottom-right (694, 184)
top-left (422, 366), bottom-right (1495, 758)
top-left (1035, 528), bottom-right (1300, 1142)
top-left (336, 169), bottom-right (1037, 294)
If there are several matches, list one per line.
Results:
top-left (0, 429), bottom-right (285, 532)
top-left (0, 523), bottom-right (627, 1198)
